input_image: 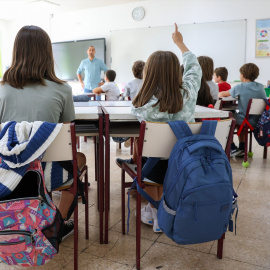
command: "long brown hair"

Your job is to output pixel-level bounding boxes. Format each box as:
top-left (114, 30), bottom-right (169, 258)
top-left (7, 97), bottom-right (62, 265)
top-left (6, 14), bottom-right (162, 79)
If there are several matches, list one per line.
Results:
top-left (196, 76), bottom-right (214, 106)
top-left (197, 56), bottom-right (214, 81)
top-left (1, 25), bottom-right (64, 88)
top-left (132, 51), bottom-right (186, 113)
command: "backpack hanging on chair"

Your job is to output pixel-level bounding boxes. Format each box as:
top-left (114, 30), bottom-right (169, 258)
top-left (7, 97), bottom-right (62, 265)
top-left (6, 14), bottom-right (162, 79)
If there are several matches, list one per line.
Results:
top-left (253, 99), bottom-right (270, 147)
top-left (136, 120), bottom-right (238, 245)
top-left (0, 158), bottom-right (64, 267)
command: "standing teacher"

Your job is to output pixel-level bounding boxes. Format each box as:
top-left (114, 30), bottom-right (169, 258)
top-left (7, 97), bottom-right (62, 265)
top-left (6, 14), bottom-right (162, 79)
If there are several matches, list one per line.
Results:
top-left (77, 46), bottom-right (108, 100)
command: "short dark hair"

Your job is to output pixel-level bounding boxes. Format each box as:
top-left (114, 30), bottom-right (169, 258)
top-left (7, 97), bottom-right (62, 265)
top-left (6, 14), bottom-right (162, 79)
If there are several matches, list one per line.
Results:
top-left (214, 67), bottom-right (228, 81)
top-left (197, 56), bottom-right (214, 81)
top-left (106, 70), bottom-right (116, 82)
top-left (240, 63), bottom-right (259, 81)
top-left (132, 61), bottom-right (145, 79)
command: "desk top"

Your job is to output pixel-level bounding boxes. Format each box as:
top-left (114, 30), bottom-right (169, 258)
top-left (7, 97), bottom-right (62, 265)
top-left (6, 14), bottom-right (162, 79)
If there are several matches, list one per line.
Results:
top-left (104, 105), bottom-right (229, 121)
top-left (99, 101), bottom-right (132, 107)
top-left (74, 101), bottom-right (100, 107)
top-left (221, 97), bottom-right (238, 102)
top-left (75, 107), bottom-right (99, 120)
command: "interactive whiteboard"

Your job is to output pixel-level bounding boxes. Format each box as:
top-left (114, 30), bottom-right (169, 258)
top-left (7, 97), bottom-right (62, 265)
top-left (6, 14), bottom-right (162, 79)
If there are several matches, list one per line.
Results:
top-left (111, 20), bottom-right (246, 83)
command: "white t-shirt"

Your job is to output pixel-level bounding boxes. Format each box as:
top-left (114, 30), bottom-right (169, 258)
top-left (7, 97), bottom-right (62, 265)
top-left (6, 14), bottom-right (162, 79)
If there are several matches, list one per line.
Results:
top-left (123, 78), bottom-right (143, 100)
top-left (206, 80), bottom-right (219, 101)
top-left (101, 82), bottom-right (120, 101)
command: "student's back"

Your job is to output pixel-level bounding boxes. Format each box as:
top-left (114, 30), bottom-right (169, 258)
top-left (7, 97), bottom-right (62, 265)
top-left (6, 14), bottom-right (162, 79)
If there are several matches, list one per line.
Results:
top-left (0, 79), bottom-right (74, 123)
top-left (124, 60), bottom-right (145, 100)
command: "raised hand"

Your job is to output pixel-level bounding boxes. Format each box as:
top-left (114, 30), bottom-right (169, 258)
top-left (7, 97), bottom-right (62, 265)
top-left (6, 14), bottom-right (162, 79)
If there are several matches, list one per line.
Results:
top-left (172, 23), bottom-right (183, 45)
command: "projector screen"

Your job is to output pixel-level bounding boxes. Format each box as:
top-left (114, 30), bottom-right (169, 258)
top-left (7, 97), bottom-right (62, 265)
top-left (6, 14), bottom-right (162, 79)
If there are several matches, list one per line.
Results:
top-left (111, 20), bottom-right (246, 83)
top-left (52, 38), bottom-right (106, 81)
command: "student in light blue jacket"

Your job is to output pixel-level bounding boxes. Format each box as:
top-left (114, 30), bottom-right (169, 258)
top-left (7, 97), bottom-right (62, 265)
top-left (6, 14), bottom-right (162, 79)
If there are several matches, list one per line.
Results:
top-left (116, 23), bottom-right (202, 233)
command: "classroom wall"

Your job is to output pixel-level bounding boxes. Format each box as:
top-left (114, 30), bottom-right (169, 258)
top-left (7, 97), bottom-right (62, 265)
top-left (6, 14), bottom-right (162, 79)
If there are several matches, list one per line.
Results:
top-left (3, 0), bottom-right (270, 84)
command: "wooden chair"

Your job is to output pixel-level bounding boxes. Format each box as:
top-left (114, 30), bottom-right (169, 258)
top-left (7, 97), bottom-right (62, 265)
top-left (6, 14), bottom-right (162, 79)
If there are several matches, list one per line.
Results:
top-left (42, 123), bottom-right (89, 270)
top-left (120, 119), bottom-right (235, 270)
top-left (235, 98), bottom-right (268, 168)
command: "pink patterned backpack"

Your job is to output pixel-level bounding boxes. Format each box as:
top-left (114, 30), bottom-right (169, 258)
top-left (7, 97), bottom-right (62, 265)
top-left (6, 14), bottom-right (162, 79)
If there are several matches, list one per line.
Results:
top-left (0, 159), bottom-right (64, 267)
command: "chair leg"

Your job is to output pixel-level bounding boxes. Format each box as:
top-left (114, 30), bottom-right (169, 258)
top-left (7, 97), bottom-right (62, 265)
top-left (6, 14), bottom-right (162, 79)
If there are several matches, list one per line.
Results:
top-left (244, 127), bottom-right (248, 163)
top-left (84, 166), bottom-right (89, 240)
top-left (76, 137), bottom-right (80, 149)
top-left (263, 146), bottom-right (268, 159)
top-left (119, 142), bottom-right (121, 149)
top-left (130, 137), bottom-right (134, 155)
top-left (84, 136), bottom-right (87, 142)
top-left (94, 136), bottom-right (98, 182)
top-left (136, 192), bottom-right (142, 270)
top-left (121, 168), bottom-right (126, 235)
top-left (217, 233), bottom-right (225, 259)
top-left (74, 204), bottom-right (79, 270)
top-left (249, 130), bottom-right (252, 153)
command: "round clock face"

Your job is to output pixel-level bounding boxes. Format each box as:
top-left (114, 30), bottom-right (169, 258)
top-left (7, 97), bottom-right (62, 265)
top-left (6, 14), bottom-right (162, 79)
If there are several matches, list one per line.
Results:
top-left (132, 7), bottom-right (145, 21)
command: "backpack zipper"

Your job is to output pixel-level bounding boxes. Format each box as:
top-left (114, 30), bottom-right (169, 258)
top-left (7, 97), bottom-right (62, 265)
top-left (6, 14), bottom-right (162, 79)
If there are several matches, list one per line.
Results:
top-left (0, 230), bottom-right (36, 244)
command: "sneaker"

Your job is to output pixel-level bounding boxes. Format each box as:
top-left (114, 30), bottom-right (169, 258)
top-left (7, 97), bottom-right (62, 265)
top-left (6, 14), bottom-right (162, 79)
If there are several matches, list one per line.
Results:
top-left (140, 203), bottom-right (153, 225)
top-left (115, 158), bottom-right (134, 168)
top-left (61, 219), bottom-right (74, 242)
top-left (230, 148), bottom-right (242, 158)
top-left (151, 207), bottom-right (163, 233)
top-left (124, 138), bottom-right (131, 148)
top-left (236, 150), bottom-right (245, 158)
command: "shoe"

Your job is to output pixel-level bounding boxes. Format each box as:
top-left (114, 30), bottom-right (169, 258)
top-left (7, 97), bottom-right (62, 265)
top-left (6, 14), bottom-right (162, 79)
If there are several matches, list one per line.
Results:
top-left (236, 150), bottom-right (245, 158)
top-left (151, 207), bottom-right (163, 233)
top-left (230, 148), bottom-right (242, 158)
top-left (124, 138), bottom-right (131, 148)
top-left (140, 203), bottom-right (153, 225)
top-left (115, 158), bottom-right (134, 168)
top-left (61, 219), bottom-right (74, 242)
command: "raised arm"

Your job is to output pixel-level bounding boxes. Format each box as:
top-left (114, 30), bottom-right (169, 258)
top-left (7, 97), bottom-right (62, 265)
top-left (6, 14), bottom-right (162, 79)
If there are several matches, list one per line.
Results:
top-left (172, 23), bottom-right (189, 54)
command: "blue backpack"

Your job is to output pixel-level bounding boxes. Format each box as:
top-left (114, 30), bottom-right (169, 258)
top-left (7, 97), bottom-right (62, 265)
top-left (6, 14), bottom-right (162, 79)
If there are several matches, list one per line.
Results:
top-left (253, 99), bottom-right (270, 147)
top-left (135, 120), bottom-right (237, 245)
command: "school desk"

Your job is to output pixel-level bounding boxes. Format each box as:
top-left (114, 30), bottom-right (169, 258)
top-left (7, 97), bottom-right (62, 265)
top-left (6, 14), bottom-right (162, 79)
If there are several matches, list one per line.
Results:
top-left (74, 105), bottom-right (105, 244)
top-left (102, 105), bottom-right (230, 243)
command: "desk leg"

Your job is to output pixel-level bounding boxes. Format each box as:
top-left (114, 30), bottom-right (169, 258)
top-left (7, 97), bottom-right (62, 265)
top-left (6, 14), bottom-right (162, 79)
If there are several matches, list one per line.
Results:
top-left (99, 118), bottom-right (104, 244)
top-left (104, 118), bottom-right (110, 244)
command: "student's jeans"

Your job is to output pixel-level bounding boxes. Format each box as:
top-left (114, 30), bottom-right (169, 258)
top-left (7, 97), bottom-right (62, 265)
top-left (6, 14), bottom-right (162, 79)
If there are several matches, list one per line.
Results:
top-left (84, 89), bottom-right (101, 101)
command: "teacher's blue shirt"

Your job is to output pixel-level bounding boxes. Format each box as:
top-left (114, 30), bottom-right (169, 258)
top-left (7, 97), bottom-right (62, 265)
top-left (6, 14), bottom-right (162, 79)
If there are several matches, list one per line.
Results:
top-left (77, 57), bottom-right (108, 90)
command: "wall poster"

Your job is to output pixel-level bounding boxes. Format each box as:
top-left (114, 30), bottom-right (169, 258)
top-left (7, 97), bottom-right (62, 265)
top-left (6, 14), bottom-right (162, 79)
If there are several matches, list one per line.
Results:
top-left (256, 18), bottom-right (270, 57)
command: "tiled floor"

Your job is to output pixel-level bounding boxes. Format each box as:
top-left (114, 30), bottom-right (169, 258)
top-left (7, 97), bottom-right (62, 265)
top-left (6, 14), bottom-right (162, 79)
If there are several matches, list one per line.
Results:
top-left (2, 135), bottom-right (270, 270)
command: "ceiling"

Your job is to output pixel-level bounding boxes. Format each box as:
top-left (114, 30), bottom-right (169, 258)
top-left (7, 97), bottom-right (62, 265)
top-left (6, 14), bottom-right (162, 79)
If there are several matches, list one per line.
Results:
top-left (0, 0), bottom-right (147, 20)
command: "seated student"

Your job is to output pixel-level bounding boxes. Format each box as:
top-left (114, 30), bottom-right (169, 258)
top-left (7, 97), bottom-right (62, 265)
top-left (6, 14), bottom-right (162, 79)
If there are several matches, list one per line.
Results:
top-left (181, 65), bottom-right (214, 107)
top-left (197, 56), bottom-right (219, 102)
top-left (123, 61), bottom-right (145, 100)
top-left (0, 25), bottom-right (86, 240)
top-left (218, 63), bottom-right (267, 157)
top-left (93, 70), bottom-right (120, 101)
top-left (116, 23), bottom-right (202, 232)
top-left (213, 67), bottom-right (231, 92)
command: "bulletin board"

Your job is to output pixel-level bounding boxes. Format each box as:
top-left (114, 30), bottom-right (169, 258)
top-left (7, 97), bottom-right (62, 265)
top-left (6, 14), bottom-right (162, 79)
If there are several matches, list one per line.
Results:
top-left (256, 18), bottom-right (270, 57)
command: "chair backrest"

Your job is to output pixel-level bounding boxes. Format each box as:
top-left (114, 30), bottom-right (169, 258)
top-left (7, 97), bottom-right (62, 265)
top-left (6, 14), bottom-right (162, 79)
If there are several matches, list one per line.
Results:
top-left (141, 119), bottom-right (234, 160)
top-left (247, 98), bottom-right (268, 116)
top-left (214, 99), bottom-right (222, 110)
top-left (42, 123), bottom-right (76, 162)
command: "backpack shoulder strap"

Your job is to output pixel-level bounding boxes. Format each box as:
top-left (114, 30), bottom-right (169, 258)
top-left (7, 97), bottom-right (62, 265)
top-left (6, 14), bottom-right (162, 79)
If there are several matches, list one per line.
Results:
top-left (167, 120), bottom-right (193, 140)
top-left (200, 120), bottom-right (218, 136)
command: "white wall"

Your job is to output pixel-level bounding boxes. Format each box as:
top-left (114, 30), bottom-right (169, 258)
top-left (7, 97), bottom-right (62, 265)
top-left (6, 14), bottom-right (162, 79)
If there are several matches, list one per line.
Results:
top-left (3, 0), bottom-right (270, 84)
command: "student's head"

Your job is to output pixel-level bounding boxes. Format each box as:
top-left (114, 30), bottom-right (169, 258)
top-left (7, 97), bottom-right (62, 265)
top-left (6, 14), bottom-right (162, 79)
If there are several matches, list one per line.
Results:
top-left (132, 61), bottom-right (145, 79)
top-left (197, 56), bottom-right (214, 81)
top-left (1, 25), bottom-right (63, 89)
top-left (87, 46), bottom-right (96, 59)
top-left (133, 50), bottom-right (187, 114)
top-left (239, 63), bottom-right (259, 82)
top-left (105, 70), bottom-right (116, 82)
top-left (214, 67), bottom-right (228, 83)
